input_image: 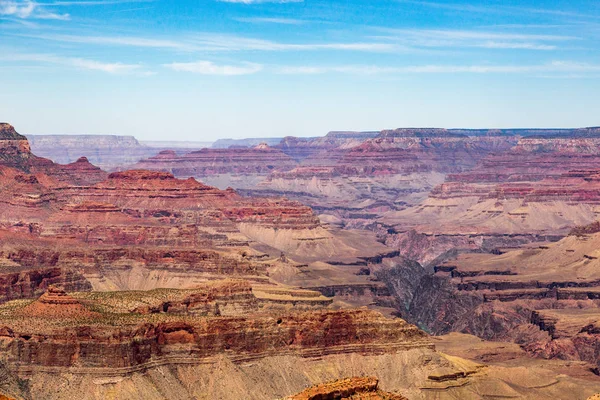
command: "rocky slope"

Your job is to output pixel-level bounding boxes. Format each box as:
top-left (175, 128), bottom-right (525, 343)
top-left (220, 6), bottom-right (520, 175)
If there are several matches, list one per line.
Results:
top-left (133, 129), bottom-right (519, 233)
top-left (1, 284), bottom-right (598, 400)
top-left (0, 123), bottom-right (108, 185)
top-left (373, 227), bottom-right (600, 374)
top-left (7, 122), bottom-right (600, 398)
top-left (378, 129), bottom-right (600, 264)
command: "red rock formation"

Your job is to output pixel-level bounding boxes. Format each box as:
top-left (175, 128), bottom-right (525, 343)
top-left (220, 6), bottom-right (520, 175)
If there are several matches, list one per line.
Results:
top-left (0, 123), bottom-right (107, 185)
top-left (19, 286), bottom-right (99, 319)
top-left (0, 305), bottom-right (431, 369)
top-left (133, 144), bottom-right (298, 176)
top-left (383, 231), bottom-right (600, 371)
top-left (286, 377), bottom-right (408, 400)
top-left (133, 280), bottom-right (259, 315)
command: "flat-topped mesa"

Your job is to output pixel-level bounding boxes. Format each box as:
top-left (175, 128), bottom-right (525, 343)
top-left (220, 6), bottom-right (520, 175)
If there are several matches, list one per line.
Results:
top-left (285, 377), bottom-right (408, 400)
top-left (379, 127), bottom-right (600, 139)
top-left (0, 305), bottom-right (432, 369)
top-left (211, 137), bottom-right (284, 148)
top-left (513, 137), bottom-right (600, 153)
top-left (378, 128), bottom-right (466, 138)
top-left (108, 169), bottom-right (179, 181)
top-left (133, 145), bottom-right (298, 176)
top-left (274, 135), bottom-right (375, 162)
top-left (341, 135), bottom-right (516, 175)
top-left (223, 199), bottom-right (320, 229)
top-left (98, 169), bottom-right (216, 192)
top-left (325, 131), bottom-right (380, 140)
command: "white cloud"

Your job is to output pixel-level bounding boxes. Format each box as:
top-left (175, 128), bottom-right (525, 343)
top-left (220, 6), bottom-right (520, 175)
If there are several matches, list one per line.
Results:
top-left (477, 42), bottom-right (557, 50)
top-left (276, 61), bottom-right (600, 75)
top-left (22, 32), bottom-right (399, 53)
top-left (0, 0), bottom-right (35, 17)
top-left (0, 52), bottom-right (145, 74)
top-left (218, 0), bottom-right (302, 3)
top-left (233, 16), bottom-right (305, 24)
top-left (25, 33), bottom-right (194, 50)
top-left (69, 58), bottom-right (142, 73)
top-left (395, 1), bottom-right (592, 20)
top-left (394, 29), bottom-right (575, 42)
top-left (0, 0), bottom-right (69, 19)
top-left (164, 60), bottom-right (263, 75)
top-left (373, 28), bottom-right (576, 51)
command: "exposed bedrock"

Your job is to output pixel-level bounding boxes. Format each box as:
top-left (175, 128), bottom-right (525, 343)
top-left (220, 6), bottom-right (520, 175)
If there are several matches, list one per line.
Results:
top-left (372, 229), bottom-right (600, 372)
top-left (0, 308), bottom-right (431, 370)
top-left (0, 267), bottom-right (91, 304)
top-left (285, 377), bottom-right (408, 400)
top-left (0, 124), bottom-right (107, 185)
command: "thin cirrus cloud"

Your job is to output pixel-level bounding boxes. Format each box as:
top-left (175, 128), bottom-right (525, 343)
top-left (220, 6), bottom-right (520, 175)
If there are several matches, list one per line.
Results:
top-left (395, 0), bottom-right (593, 20)
top-left (217, 0), bottom-right (303, 3)
top-left (164, 60), bottom-right (263, 75)
top-left (276, 61), bottom-right (600, 75)
top-left (477, 42), bottom-right (556, 50)
top-left (1, 52), bottom-right (145, 74)
top-left (373, 28), bottom-right (576, 51)
top-left (20, 32), bottom-right (399, 53)
top-left (233, 16), bottom-right (305, 24)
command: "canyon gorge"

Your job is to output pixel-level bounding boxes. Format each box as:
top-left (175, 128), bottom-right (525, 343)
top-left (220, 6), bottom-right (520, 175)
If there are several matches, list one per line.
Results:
top-left (3, 122), bottom-right (600, 399)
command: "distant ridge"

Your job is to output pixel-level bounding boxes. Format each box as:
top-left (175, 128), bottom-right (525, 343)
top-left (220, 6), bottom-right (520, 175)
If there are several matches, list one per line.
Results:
top-left (212, 137), bottom-right (284, 148)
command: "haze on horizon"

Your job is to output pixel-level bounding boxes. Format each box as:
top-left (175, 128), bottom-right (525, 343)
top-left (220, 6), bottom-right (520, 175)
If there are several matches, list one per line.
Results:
top-left (1, 0), bottom-right (599, 141)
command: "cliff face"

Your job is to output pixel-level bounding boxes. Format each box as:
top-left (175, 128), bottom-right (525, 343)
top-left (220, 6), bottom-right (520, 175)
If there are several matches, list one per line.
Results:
top-left (3, 123), bottom-right (600, 399)
top-left (377, 230), bottom-right (600, 371)
top-left (0, 124), bottom-right (108, 185)
top-left (0, 282), bottom-right (432, 370)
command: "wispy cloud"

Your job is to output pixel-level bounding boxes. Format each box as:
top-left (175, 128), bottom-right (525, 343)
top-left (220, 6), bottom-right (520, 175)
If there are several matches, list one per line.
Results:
top-left (277, 61), bottom-right (600, 75)
top-left (0, 0), bottom-right (154, 20)
top-left (0, 52), bottom-right (146, 74)
top-left (373, 28), bottom-right (575, 51)
top-left (391, 29), bottom-right (576, 41)
top-left (233, 16), bottom-right (305, 24)
top-left (0, 0), bottom-right (69, 20)
top-left (22, 33), bottom-right (193, 50)
top-left (396, 0), bottom-right (593, 20)
top-left (20, 32), bottom-right (400, 53)
top-left (164, 60), bottom-right (262, 75)
top-left (39, 0), bottom-right (153, 4)
top-left (217, 0), bottom-right (303, 3)
top-left (476, 42), bottom-right (556, 50)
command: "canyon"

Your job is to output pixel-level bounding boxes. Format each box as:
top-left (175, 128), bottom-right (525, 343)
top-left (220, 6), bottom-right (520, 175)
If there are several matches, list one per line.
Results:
top-left (7, 122), bottom-right (600, 398)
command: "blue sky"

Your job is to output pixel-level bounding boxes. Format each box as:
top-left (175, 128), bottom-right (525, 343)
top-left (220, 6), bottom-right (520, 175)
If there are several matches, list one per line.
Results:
top-left (1, 0), bottom-right (599, 140)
